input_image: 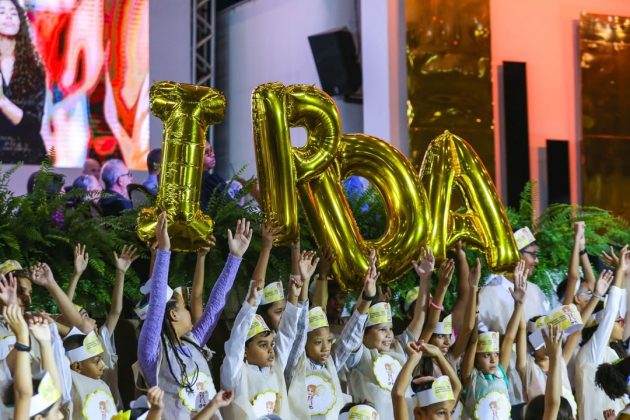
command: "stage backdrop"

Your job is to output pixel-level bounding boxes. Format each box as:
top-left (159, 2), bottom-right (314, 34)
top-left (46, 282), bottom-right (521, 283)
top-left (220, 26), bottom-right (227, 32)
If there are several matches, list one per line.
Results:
top-left (25, 0), bottom-right (149, 169)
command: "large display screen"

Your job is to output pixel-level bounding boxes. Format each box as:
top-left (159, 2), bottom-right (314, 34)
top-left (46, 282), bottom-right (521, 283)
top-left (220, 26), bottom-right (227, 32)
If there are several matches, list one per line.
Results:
top-left (0, 0), bottom-right (149, 169)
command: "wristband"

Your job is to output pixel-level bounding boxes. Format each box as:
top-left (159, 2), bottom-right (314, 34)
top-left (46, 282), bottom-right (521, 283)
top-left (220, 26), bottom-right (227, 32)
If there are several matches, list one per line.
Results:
top-left (579, 249), bottom-right (587, 256)
top-left (429, 299), bottom-right (444, 310)
top-left (14, 342), bottom-right (30, 352)
top-left (362, 292), bottom-right (376, 301)
top-left (593, 291), bottom-right (604, 300)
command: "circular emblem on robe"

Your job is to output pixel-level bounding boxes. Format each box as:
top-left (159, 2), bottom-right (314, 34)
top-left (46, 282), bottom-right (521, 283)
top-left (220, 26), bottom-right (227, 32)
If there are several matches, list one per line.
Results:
top-left (372, 354), bottom-right (402, 391)
top-left (178, 371), bottom-right (214, 412)
top-left (474, 390), bottom-right (511, 420)
top-left (82, 388), bottom-right (116, 420)
top-left (250, 390), bottom-right (278, 418)
top-left (305, 373), bottom-right (336, 415)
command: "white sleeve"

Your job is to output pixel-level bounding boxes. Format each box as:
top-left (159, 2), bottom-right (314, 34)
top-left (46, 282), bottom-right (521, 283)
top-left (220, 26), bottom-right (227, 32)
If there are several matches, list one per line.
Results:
top-left (284, 301), bottom-right (309, 384)
top-left (220, 298), bottom-right (258, 391)
top-left (275, 301), bottom-right (300, 369)
top-left (98, 326), bottom-right (118, 370)
top-left (343, 344), bottom-right (364, 369)
top-left (584, 286), bottom-right (623, 365)
top-left (331, 309), bottom-right (368, 371)
top-left (49, 323), bottom-right (73, 404)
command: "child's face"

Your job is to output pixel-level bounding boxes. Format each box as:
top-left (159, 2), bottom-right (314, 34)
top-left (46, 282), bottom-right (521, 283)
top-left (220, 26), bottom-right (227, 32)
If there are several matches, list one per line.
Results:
top-left (474, 351), bottom-right (498, 374)
top-left (306, 327), bottom-right (334, 365)
top-left (170, 293), bottom-right (193, 334)
top-left (73, 354), bottom-right (106, 380)
top-left (264, 300), bottom-right (285, 332)
top-left (245, 332), bottom-right (275, 368)
top-left (414, 400), bottom-right (454, 420)
top-left (429, 333), bottom-right (451, 355)
top-left (327, 291), bottom-right (346, 320)
top-left (78, 308), bottom-right (97, 332)
top-left (363, 322), bottom-right (394, 352)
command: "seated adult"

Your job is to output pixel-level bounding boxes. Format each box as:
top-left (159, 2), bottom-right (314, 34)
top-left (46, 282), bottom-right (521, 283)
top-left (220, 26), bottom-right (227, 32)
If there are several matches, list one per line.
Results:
top-left (71, 174), bottom-right (103, 203)
top-left (98, 159), bottom-right (133, 216)
top-left (82, 158), bottom-right (101, 177)
top-left (142, 148), bottom-right (161, 196)
top-left (26, 171), bottom-right (65, 196)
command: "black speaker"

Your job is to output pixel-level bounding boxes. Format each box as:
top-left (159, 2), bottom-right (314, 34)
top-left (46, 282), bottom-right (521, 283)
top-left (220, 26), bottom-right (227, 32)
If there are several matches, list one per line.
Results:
top-left (502, 61), bottom-right (530, 208)
top-left (308, 29), bottom-right (362, 97)
top-left (546, 139), bottom-right (570, 204)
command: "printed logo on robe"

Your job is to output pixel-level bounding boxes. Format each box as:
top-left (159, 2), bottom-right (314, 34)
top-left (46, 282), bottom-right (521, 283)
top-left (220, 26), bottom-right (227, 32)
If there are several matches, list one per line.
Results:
top-left (250, 390), bottom-right (278, 418)
top-left (178, 371), bottom-right (214, 413)
top-left (82, 388), bottom-right (116, 420)
top-left (474, 391), bottom-right (511, 420)
top-left (305, 373), bottom-right (336, 415)
top-left (372, 354), bottom-right (402, 391)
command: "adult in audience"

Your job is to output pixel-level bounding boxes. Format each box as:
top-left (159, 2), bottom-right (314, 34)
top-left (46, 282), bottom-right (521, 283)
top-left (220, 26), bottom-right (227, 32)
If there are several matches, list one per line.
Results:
top-left (26, 171), bottom-right (64, 196)
top-left (82, 158), bottom-right (101, 178)
top-left (71, 174), bottom-right (102, 203)
top-left (142, 148), bottom-right (161, 196)
top-left (98, 159), bottom-right (132, 216)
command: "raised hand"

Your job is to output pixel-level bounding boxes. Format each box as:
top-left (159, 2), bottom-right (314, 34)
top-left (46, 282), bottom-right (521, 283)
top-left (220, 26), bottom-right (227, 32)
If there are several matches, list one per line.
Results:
top-left (28, 316), bottom-right (51, 343)
top-left (73, 243), bottom-right (89, 274)
top-left (405, 340), bottom-right (424, 362)
top-left (298, 250), bottom-right (320, 282)
top-left (288, 274), bottom-right (304, 300)
top-left (376, 285), bottom-right (392, 304)
top-left (30, 262), bottom-right (56, 288)
top-left (542, 323), bottom-right (563, 357)
top-left (0, 273), bottom-right (18, 306)
top-left (212, 390), bottom-right (235, 409)
top-left (197, 246), bottom-right (211, 257)
top-left (114, 244), bottom-right (139, 273)
top-left (418, 340), bottom-right (442, 358)
top-left (146, 386), bottom-right (165, 411)
top-left (227, 218), bottom-right (253, 257)
top-left (363, 250), bottom-right (379, 298)
top-left (3, 304), bottom-right (28, 340)
top-left (595, 269), bottom-right (614, 296)
top-left (437, 258), bottom-right (455, 289)
top-left (574, 221), bottom-right (586, 250)
top-left (412, 247), bottom-right (435, 280)
top-left (261, 221), bottom-right (281, 248)
top-left (247, 280), bottom-right (263, 306)
top-left (156, 212), bottom-right (170, 251)
top-left (318, 246), bottom-right (336, 277)
top-left (617, 245), bottom-right (629, 274)
top-left (468, 258), bottom-right (482, 288)
top-left (510, 260), bottom-right (528, 304)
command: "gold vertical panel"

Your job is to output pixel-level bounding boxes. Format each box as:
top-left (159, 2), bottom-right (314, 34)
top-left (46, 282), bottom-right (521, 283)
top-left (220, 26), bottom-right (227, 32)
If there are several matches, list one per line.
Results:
top-left (406, 0), bottom-right (494, 178)
top-left (580, 13), bottom-right (630, 220)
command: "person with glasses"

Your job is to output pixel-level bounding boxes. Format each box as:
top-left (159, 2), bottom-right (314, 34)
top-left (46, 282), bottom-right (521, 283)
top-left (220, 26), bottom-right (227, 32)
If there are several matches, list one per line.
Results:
top-left (98, 158), bottom-right (133, 216)
top-left (477, 226), bottom-right (551, 418)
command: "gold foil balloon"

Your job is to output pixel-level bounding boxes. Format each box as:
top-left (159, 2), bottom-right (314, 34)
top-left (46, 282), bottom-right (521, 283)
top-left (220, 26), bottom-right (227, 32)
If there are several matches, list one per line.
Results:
top-left (136, 81), bottom-right (225, 251)
top-left (298, 133), bottom-right (428, 289)
top-left (420, 131), bottom-right (519, 271)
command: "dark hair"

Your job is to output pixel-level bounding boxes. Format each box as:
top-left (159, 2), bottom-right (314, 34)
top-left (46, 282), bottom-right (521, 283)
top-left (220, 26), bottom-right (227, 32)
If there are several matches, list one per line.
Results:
top-left (245, 330), bottom-right (273, 347)
top-left (160, 295), bottom-right (199, 393)
top-left (3, 377), bottom-right (57, 419)
top-left (339, 401), bottom-right (376, 414)
top-left (146, 148), bottom-right (162, 174)
top-left (63, 333), bottom-right (87, 352)
top-left (556, 276), bottom-right (587, 302)
top-left (256, 302), bottom-right (274, 329)
top-left (580, 301), bottom-right (606, 346)
top-left (596, 356), bottom-right (630, 399)
top-left (524, 395), bottom-right (574, 420)
top-left (5, 0), bottom-right (46, 102)
top-left (411, 375), bottom-right (433, 394)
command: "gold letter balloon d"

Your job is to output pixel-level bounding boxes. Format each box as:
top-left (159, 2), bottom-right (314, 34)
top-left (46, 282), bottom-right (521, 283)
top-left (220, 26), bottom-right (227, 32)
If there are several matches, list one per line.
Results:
top-left (136, 81), bottom-right (226, 251)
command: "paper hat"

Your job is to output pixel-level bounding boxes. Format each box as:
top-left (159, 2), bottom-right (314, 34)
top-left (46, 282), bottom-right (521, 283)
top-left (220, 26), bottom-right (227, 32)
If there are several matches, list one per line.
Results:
top-left (528, 305), bottom-right (583, 350)
top-left (0, 259), bottom-right (22, 275)
top-left (367, 302), bottom-right (392, 327)
top-left (415, 375), bottom-right (455, 407)
top-left (514, 227), bottom-right (536, 251)
top-left (247, 314), bottom-right (271, 340)
top-left (434, 314), bottom-right (453, 335)
top-left (261, 282), bottom-right (284, 305)
top-left (66, 330), bottom-right (104, 363)
top-left (403, 287), bottom-right (420, 312)
top-left (338, 404), bottom-right (379, 420)
top-left (477, 331), bottom-right (500, 353)
top-left (308, 306), bottom-right (329, 332)
top-left (29, 371), bottom-right (61, 417)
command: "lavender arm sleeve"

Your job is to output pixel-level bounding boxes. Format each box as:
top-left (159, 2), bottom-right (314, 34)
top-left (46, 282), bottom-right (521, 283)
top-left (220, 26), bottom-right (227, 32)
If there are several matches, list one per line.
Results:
top-left (137, 249), bottom-right (171, 386)
top-left (192, 253), bottom-right (243, 345)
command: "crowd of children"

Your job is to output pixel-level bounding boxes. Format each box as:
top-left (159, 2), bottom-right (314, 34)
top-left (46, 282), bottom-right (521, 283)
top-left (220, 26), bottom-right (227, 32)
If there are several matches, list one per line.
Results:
top-left (1, 213), bottom-right (629, 419)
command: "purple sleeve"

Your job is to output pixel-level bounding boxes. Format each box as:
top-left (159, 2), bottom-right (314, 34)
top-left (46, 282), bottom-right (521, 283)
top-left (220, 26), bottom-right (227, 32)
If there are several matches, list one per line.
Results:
top-left (137, 249), bottom-right (171, 386)
top-left (192, 253), bottom-right (243, 345)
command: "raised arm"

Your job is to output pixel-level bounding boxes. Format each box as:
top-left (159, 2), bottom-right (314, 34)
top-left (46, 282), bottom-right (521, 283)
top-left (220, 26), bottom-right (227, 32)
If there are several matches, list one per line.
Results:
top-left (29, 317), bottom-right (62, 394)
top-left (499, 260), bottom-right (527, 369)
top-left (4, 304), bottom-right (32, 420)
top-left (460, 322), bottom-right (478, 387)
top-left (290, 239), bottom-right (301, 279)
top-left (298, 250), bottom-right (319, 303)
top-left (564, 222), bottom-right (584, 305)
top-left (392, 341), bottom-right (424, 420)
top-left (193, 219), bottom-right (251, 345)
top-left (411, 247), bottom-right (434, 341)
top-left (312, 246), bottom-right (334, 309)
top-left (420, 341), bottom-right (463, 400)
top-left (516, 319), bottom-right (527, 388)
top-left (421, 258), bottom-right (454, 342)
top-left (191, 246), bottom-right (211, 323)
top-left (579, 223), bottom-right (596, 290)
top-left (105, 245), bottom-right (139, 334)
top-left (66, 243), bottom-right (88, 301)
top-left (251, 222), bottom-right (277, 284)
top-left (542, 324), bottom-right (564, 420)
top-left (137, 212), bottom-right (172, 387)
top-left (450, 258), bottom-right (481, 359)
top-left (451, 241), bottom-right (470, 334)
top-left (601, 246), bottom-right (630, 339)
